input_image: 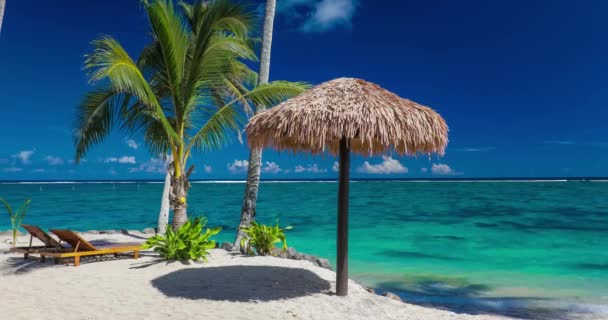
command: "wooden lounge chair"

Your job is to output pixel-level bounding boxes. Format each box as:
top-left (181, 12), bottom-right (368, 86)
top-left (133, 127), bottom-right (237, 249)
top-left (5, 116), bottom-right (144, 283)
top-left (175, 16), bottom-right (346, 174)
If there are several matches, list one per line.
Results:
top-left (10, 224), bottom-right (65, 259)
top-left (39, 229), bottom-right (142, 266)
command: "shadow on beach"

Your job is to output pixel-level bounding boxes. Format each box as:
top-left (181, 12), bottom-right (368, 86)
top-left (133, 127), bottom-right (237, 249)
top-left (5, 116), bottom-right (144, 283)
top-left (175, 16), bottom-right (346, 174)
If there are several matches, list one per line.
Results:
top-left (0, 251), bottom-right (157, 275)
top-left (0, 256), bottom-right (51, 275)
top-left (376, 279), bottom-right (599, 320)
top-left (151, 265), bottom-right (331, 302)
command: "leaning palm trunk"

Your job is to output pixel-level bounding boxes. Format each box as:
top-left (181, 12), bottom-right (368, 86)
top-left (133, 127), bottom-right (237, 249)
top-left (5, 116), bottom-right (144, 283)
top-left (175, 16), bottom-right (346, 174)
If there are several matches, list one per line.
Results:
top-left (0, 0), bottom-right (6, 34)
top-left (157, 167), bottom-right (173, 234)
top-left (233, 0), bottom-right (276, 251)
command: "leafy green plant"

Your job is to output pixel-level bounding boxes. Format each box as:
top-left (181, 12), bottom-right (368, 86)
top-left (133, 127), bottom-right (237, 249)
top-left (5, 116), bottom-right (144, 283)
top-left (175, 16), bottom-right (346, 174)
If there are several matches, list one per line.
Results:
top-left (0, 198), bottom-right (31, 245)
top-left (143, 217), bottom-right (221, 262)
top-left (240, 220), bottom-right (293, 256)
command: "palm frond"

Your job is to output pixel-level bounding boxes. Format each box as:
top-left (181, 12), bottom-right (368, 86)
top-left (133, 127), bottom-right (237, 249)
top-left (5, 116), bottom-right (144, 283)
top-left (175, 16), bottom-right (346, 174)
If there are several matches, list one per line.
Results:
top-left (185, 97), bottom-right (244, 154)
top-left (84, 35), bottom-right (180, 143)
top-left (73, 89), bottom-right (126, 162)
top-left (144, 117), bottom-right (174, 156)
top-left (245, 81), bottom-right (310, 111)
top-left (181, 0), bottom-right (257, 113)
top-left (219, 76), bottom-right (253, 115)
top-left (143, 0), bottom-right (189, 111)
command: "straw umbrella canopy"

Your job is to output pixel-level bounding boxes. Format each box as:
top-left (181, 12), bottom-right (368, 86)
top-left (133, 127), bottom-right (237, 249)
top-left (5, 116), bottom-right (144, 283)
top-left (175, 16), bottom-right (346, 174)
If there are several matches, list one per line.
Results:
top-left (245, 77), bottom-right (448, 296)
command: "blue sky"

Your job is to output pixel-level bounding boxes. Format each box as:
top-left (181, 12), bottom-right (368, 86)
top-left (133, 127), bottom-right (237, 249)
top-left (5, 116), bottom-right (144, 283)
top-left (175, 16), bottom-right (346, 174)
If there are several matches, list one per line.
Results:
top-left (1, 0), bottom-right (608, 180)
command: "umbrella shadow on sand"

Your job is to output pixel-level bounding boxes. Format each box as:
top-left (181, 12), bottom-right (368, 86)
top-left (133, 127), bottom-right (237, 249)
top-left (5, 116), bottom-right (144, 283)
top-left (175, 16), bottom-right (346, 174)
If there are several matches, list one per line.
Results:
top-left (151, 265), bottom-right (331, 301)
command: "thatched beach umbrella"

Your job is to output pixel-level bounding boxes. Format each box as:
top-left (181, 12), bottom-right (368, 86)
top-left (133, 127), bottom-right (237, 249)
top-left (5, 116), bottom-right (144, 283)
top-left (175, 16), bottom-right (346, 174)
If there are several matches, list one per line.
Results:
top-left (245, 77), bottom-right (448, 296)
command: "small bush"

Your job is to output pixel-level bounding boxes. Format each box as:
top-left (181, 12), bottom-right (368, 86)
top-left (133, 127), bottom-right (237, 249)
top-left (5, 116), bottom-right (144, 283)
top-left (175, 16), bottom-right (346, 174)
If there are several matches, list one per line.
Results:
top-left (0, 198), bottom-right (31, 245)
top-left (143, 217), bottom-right (221, 261)
top-left (240, 220), bottom-right (293, 256)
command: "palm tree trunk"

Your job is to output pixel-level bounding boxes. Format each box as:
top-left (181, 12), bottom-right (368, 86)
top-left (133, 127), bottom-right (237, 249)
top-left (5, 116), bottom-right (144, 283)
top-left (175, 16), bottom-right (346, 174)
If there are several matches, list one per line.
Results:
top-left (233, 0), bottom-right (276, 251)
top-left (157, 168), bottom-right (173, 234)
top-left (0, 0), bottom-right (6, 34)
top-left (170, 174), bottom-right (190, 230)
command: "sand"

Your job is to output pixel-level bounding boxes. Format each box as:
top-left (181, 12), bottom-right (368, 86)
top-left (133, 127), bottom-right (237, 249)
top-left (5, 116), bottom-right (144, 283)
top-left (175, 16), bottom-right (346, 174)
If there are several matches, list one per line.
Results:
top-left (0, 232), bottom-right (511, 320)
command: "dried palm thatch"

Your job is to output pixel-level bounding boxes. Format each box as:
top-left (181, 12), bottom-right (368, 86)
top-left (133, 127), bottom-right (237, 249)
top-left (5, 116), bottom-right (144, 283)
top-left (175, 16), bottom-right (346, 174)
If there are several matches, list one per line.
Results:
top-left (245, 77), bottom-right (448, 156)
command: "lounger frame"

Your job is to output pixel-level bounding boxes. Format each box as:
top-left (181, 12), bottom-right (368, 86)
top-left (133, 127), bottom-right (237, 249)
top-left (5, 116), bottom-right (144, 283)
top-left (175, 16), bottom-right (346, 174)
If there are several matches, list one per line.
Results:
top-left (39, 229), bottom-right (141, 266)
top-left (9, 224), bottom-right (64, 259)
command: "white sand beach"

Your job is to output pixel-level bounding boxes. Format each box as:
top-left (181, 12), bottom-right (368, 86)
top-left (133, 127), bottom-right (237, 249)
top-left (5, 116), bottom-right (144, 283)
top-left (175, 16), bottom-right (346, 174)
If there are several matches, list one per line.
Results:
top-left (0, 232), bottom-right (513, 320)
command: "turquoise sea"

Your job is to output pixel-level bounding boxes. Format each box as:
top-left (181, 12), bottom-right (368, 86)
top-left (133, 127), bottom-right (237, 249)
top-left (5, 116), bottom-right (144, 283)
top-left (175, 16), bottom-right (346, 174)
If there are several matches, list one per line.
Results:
top-left (1, 180), bottom-right (607, 319)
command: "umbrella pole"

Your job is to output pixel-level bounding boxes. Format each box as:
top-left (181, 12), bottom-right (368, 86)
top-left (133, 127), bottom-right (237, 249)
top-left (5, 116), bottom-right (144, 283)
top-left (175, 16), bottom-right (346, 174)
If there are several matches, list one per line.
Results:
top-left (337, 137), bottom-right (350, 296)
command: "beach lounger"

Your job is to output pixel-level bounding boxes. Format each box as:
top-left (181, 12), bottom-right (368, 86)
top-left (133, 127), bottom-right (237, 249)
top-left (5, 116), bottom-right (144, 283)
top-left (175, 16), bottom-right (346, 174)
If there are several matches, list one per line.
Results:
top-left (39, 229), bottom-right (142, 266)
top-left (10, 224), bottom-right (65, 259)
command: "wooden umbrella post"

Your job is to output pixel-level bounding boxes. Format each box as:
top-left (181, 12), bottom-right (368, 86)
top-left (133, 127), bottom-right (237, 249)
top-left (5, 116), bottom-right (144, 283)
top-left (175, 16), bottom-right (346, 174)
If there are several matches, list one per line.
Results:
top-left (337, 137), bottom-right (350, 296)
top-left (244, 78), bottom-right (449, 297)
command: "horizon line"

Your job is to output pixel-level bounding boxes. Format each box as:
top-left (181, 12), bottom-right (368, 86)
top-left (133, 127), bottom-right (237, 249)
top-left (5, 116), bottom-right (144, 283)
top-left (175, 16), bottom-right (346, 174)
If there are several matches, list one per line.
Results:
top-left (1, 177), bottom-right (607, 183)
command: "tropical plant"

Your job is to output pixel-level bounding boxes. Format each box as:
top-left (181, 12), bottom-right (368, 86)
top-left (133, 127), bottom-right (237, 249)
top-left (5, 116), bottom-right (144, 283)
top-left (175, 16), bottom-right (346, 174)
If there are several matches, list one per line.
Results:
top-left (233, 0), bottom-right (277, 252)
top-left (73, 0), bottom-right (307, 230)
top-left (143, 217), bottom-right (221, 261)
top-left (0, 198), bottom-right (30, 245)
top-left (240, 220), bottom-right (292, 256)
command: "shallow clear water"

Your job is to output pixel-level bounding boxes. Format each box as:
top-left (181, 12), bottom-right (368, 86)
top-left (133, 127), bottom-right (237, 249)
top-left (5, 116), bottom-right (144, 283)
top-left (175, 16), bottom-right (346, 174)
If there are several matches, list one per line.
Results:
top-left (1, 181), bottom-right (607, 318)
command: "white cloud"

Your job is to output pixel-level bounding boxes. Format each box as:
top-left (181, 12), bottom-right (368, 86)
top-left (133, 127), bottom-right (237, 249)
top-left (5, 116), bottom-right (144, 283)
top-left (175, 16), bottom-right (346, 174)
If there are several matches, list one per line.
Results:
top-left (227, 159), bottom-right (249, 173)
top-left (125, 139), bottom-right (139, 150)
top-left (431, 163), bottom-right (455, 175)
top-left (12, 149), bottom-right (35, 164)
top-left (204, 165), bottom-right (212, 173)
top-left (357, 156), bottom-right (408, 174)
top-left (279, 0), bottom-right (357, 33)
top-left (294, 164), bottom-right (327, 173)
top-left (262, 162), bottom-right (282, 173)
top-left (302, 0), bottom-right (357, 32)
top-left (105, 156), bottom-right (136, 164)
top-left (32, 168), bottom-right (46, 173)
top-left (421, 167), bottom-right (428, 173)
top-left (2, 167), bottom-right (22, 173)
top-left (332, 161), bottom-right (339, 172)
top-left (44, 155), bottom-right (64, 166)
top-left (129, 157), bottom-right (170, 174)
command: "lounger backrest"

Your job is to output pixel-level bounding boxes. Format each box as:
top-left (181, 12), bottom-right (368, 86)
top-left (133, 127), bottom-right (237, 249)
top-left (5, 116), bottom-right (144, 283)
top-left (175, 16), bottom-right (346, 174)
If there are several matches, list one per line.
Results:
top-left (50, 230), bottom-right (97, 252)
top-left (21, 224), bottom-right (63, 249)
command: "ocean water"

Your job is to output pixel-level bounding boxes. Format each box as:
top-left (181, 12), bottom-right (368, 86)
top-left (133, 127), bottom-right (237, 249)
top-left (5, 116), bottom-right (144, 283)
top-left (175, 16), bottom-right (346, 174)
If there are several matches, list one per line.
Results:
top-left (1, 181), bottom-right (607, 318)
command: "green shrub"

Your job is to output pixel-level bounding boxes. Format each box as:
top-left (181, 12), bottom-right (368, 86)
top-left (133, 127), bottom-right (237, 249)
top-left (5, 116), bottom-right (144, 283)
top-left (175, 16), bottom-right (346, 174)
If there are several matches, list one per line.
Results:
top-left (240, 220), bottom-right (293, 256)
top-left (0, 198), bottom-right (31, 245)
top-left (143, 217), bottom-right (221, 261)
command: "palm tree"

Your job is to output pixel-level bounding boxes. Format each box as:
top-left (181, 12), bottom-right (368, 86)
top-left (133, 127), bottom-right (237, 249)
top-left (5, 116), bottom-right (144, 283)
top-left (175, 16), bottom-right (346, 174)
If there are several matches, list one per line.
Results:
top-left (233, 0), bottom-right (277, 251)
top-left (74, 0), bottom-right (305, 229)
top-left (0, 0), bottom-right (6, 34)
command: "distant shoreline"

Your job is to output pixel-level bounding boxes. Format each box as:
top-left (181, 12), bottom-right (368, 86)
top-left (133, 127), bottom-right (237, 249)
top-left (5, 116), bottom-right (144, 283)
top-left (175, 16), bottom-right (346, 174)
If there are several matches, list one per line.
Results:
top-left (1, 177), bottom-right (608, 184)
